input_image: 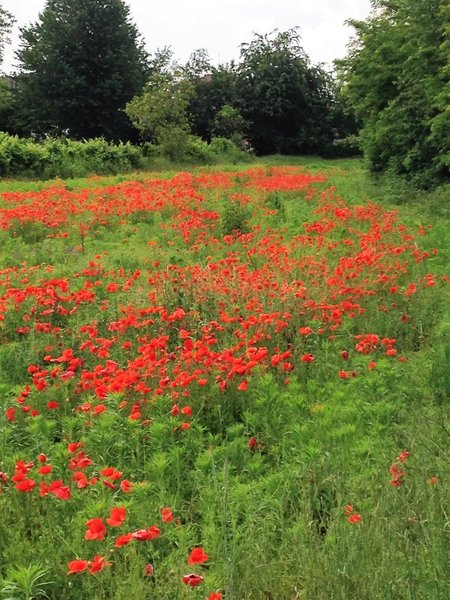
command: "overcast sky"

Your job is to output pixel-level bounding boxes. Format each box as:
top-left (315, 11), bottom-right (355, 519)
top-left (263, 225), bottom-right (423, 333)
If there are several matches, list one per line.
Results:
top-left (1, 0), bottom-right (372, 73)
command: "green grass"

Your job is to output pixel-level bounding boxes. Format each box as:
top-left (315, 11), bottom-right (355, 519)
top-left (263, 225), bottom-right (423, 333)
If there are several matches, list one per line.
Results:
top-left (0, 157), bottom-right (448, 600)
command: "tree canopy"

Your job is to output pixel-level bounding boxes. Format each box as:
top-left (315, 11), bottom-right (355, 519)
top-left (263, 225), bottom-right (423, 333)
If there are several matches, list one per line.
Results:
top-left (0, 4), bottom-right (14, 67)
top-left (236, 28), bottom-right (336, 155)
top-left (0, 4), bottom-right (15, 128)
top-left (337, 0), bottom-right (449, 187)
top-left (14, 0), bottom-right (148, 140)
top-left (125, 70), bottom-right (194, 145)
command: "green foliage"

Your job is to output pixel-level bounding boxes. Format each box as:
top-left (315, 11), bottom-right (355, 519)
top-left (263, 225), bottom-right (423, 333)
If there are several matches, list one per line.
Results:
top-left (338, 0), bottom-right (449, 188)
top-left (125, 58), bottom-right (250, 164)
top-left (236, 28), bottom-right (336, 155)
top-left (221, 198), bottom-right (251, 235)
top-left (0, 158), bottom-right (448, 599)
top-left (13, 0), bottom-right (148, 140)
top-left (125, 70), bottom-right (194, 157)
top-left (187, 62), bottom-right (240, 142)
top-left (180, 32), bottom-right (354, 157)
top-left (0, 564), bottom-right (53, 600)
top-left (0, 132), bottom-right (249, 179)
top-left (0, 4), bottom-right (14, 65)
top-left (212, 104), bottom-right (248, 147)
top-left (0, 133), bottom-right (145, 178)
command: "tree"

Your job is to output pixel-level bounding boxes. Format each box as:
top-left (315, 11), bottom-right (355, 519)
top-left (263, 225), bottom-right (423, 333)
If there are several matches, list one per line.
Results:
top-left (0, 4), bottom-right (14, 67)
top-left (236, 28), bottom-right (335, 155)
top-left (0, 5), bottom-right (15, 131)
top-left (212, 104), bottom-right (247, 144)
top-left (14, 0), bottom-right (148, 140)
top-left (337, 0), bottom-right (449, 187)
top-left (182, 48), bottom-right (212, 80)
top-left (187, 61), bottom-right (240, 142)
top-left (125, 69), bottom-right (194, 159)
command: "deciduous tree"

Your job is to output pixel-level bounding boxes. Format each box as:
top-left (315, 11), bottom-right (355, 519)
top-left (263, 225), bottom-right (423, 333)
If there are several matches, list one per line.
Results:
top-left (125, 68), bottom-right (194, 159)
top-left (0, 3), bottom-right (14, 67)
top-left (236, 28), bottom-right (335, 155)
top-left (337, 0), bottom-right (449, 187)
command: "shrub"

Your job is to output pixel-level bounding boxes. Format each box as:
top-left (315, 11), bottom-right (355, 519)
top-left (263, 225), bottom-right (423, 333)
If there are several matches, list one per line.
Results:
top-left (0, 133), bottom-right (250, 179)
top-left (0, 134), bottom-right (146, 179)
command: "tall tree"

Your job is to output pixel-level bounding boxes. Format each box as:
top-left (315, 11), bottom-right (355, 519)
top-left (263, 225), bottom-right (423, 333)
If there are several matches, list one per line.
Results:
top-left (0, 4), bottom-right (15, 130)
top-left (14, 0), bottom-right (148, 140)
top-left (236, 28), bottom-right (335, 155)
top-left (337, 0), bottom-right (449, 187)
top-left (0, 3), bottom-right (14, 67)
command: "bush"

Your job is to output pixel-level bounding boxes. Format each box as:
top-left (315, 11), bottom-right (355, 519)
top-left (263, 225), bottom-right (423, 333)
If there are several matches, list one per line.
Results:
top-left (0, 134), bottom-right (146, 179)
top-left (209, 136), bottom-right (251, 163)
top-left (0, 133), bottom-right (251, 179)
top-left (221, 199), bottom-right (251, 235)
top-left (321, 135), bottom-right (362, 159)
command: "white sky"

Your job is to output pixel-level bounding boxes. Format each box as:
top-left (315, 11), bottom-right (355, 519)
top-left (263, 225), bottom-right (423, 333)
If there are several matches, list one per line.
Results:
top-left (1, 0), bottom-right (372, 74)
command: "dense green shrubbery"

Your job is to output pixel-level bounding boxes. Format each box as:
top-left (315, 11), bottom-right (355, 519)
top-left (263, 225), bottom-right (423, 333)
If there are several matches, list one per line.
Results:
top-left (338, 0), bottom-right (449, 189)
top-left (0, 134), bottom-right (145, 178)
top-left (0, 133), bottom-right (249, 179)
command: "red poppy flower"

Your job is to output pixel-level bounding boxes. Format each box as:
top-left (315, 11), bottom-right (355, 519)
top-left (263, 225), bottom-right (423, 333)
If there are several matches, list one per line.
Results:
top-left (68, 442), bottom-right (83, 453)
top-left (49, 480), bottom-right (71, 500)
top-left (348, 514), bottom-right (361, 524)
top-left (72, 471), bottom-right (89, 489)
top-left (15, 479), bottom-right (36, 492)
top-left (144, 563), bottom-right (154, 577)
top-left (103, 480), bottom-right (116, 490)
top-left (299, 327), bottom-right (313, 336)
top-left (207, 593), bottom-right (223, 600)
top-left (396, 451), bottom-right (411, 463)
top-left (300, 353), bottom-right (315, 363)
top-left (182, 573), bottom-right (204, 587)
top-left (67, 560), bottom-right (89, 575)
top-left (85, 518), bottom-right (107, 541)
top-left (100, 466), bottom-right (123, 480)
top-left (6, 407), bottom-right (16, 422)
top-left (38, 465), bottom-right (53, 475)
top-left (89, 555), bottom-right (111, 574)
top-left (187, 547), bottom-right (209, 565)
top-left (161, 507), bottom-right (174, 523)
top-left (114, 533), bottom-right (133, 548)
top-left (106, 507), bottom-right (126, 527)
top-left (120, 479), bottom-right (133, 493)
top-left (132, 526), bottom-right (161, 541)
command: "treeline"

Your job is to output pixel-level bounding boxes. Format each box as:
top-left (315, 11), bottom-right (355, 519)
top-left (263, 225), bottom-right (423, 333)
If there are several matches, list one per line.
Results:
top-left (0, 0), bottom-right (448, 187)
top-left (0, 0), bottom-right (356, 160)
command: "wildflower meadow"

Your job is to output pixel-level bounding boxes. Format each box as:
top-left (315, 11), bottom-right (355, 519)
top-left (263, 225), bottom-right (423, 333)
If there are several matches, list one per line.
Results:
top-left (0, 159), bottom-right (448, 599)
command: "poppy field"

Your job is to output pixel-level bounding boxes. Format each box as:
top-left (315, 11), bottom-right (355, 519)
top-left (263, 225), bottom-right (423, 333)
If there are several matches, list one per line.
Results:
top-left (0, 160), bottom-right (449, 599)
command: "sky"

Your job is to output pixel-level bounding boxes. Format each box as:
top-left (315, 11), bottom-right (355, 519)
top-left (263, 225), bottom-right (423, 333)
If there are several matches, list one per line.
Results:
top-left (1, 0), bottom-right (372, 74)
